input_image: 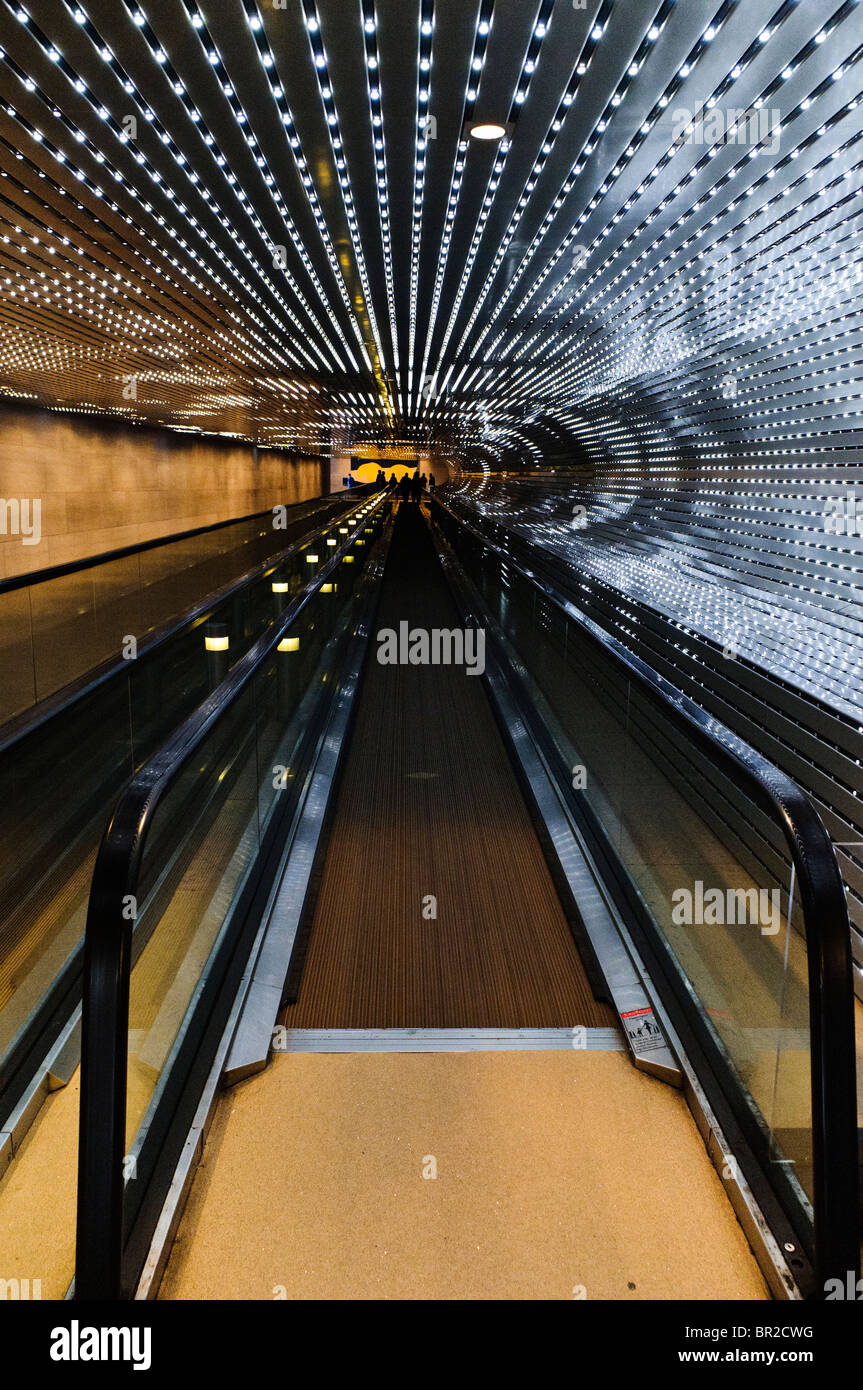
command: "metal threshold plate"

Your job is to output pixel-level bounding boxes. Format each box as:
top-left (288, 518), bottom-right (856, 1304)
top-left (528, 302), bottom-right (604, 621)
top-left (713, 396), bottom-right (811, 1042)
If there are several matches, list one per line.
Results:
top-left (275, 1028), bottom-right (625, 1053)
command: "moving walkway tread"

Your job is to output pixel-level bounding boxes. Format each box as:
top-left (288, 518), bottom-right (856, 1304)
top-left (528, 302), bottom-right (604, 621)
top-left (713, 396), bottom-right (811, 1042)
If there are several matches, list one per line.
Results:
top-left (285, 503), bottom-right (615, 1029)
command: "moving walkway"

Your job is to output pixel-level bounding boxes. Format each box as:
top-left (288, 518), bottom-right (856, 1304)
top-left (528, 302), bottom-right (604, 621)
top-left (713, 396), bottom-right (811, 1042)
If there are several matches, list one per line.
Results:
top-left (45, 498), bottom-right (860, 1299)
top-left (0, 487), bottom-right (373, 1283)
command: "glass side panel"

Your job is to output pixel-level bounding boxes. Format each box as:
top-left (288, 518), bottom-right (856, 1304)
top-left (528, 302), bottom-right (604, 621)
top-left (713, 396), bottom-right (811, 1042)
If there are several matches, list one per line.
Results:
top-left (448, 522), bottom-right (814, 1234)
top-left (0, 500), bottom-right (374, 1090)
top-left (0, 586), bottom-right (35, 724)
top-left (0, 494), bottom-right (349, 719)
top-left (120, 520), bottom-right (381, 1203)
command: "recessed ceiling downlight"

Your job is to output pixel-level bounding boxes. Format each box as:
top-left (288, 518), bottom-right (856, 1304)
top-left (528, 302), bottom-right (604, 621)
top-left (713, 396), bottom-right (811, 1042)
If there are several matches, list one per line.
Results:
top-left (469, 122), bottom-right (507, 140)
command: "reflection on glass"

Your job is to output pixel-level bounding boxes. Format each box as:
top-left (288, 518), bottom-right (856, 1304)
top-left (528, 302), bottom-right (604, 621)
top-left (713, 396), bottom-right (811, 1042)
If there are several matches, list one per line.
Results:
top-left (453, 525), bottom-right (813, 1210)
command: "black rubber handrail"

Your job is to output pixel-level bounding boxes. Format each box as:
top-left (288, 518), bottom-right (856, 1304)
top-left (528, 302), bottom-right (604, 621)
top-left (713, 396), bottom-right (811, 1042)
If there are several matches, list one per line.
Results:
top-left (74, 498), bottom-right (383, 1299)
top-left (434, 497), bottom-right (859, 1296)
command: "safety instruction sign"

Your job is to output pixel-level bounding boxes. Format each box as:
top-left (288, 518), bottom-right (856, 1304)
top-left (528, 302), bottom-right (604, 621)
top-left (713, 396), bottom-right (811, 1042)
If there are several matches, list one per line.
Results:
top-left (621, 1007), bottom-right (665, 1055)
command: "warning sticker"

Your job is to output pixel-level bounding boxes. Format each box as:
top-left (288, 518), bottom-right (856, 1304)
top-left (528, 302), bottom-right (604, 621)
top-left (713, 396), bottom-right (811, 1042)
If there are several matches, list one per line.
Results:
top-left (621, 1007), bottom-right (666, 1055)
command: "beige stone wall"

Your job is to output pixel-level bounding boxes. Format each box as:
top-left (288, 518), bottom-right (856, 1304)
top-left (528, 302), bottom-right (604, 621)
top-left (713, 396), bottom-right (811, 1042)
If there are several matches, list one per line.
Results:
top-left (0, 406), bottom-right (324, 580)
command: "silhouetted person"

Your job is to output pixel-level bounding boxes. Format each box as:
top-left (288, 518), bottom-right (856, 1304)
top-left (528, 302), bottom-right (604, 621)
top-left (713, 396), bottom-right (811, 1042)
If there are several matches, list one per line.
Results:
top-left (375, 468), bottom-right (386, 489)
top-left (428, 473), bottom-right (436, 494)
top-left (388, 472), bottom-right (398, 490)
top-left (411, 471), bottom-right (422, 503)
top-left (399, 472), bottom-right (411, 503)
top-left (420, 472), bottom-right (428, 492)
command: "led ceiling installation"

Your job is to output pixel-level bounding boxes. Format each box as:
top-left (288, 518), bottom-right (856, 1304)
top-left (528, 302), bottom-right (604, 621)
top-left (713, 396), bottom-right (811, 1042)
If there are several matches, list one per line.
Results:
top-left (0, 0), bottom-right (858, 472)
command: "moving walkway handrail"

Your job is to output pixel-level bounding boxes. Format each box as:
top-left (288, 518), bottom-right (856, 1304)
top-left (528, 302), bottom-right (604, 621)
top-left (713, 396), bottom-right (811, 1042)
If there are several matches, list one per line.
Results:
top-left (0, 490), bottom-right (365, 595)
top-left (75, 500), bottom-right (382, 1299)
top-left (434, 498), bottom-right (859, 1295)
top-left (0, 495), bottom-right (378, 1121)
top-left (0, 493), bottom-right (371, 754)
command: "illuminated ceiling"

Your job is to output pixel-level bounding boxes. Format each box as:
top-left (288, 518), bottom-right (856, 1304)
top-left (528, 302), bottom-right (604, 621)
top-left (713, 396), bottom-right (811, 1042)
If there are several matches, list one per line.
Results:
top-left (0, 0), bottom-right (860, 461)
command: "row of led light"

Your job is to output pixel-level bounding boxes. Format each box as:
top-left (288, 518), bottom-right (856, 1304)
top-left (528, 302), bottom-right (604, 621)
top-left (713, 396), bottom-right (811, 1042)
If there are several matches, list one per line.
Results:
top-left (522, 249), bottom-right (862, 407)
top-left (622, 241), bottom-right (863, 406)
top-left (299, 0), bottom-right (390, 397)
top-left (499, 6), bottom-right (862, 378)
top-left (403, 0), bottom-right (435, 392)
top-left (532, 492), bottom-right (863, 680)
top-left (0, 288), bottom-right (255, 407)
top-left (463, 0), bottom-right (703, 367)
top-left (548, 357), bottom-right (863, 467)
top-left (557, 264), bottom-right (863, 403)
top-left (9, 6), bottom-right (357, 430)
top-left (536, 158), bottom-right (863, 431)
top-left (423, 0), bottom-right (557, 395)
top-left (541, 528), bottom-right (861, 676)
top-left (0, 181), bottom-right (322, 435)
top-left (409, 0), bottom-right (493, 417)
top-left (0, 190), bottom-right (239, 378)
top-left (67, 0), bottom-right (337, 378)
top-left (539, 323), bottom-right (861, 444)
top-left (183, 0), bottom-right (366, 375)
top-left (549, 35), bottom-right (863, 370)
top-left (240, 1), bottom-right (377, 375)
top-left (3, 1), bottom-right (653, 439)
top-left (5, 11), bottom-right (320, 386)
top-left (597, 177), bottom-right (863, 390)
top-left (502, 100), bottom-right (863, 420)
top-left (6, 0), bottom-right (856, 455)
top-left (0, 144), bottom-right (224, 378)
top-left (234, 4), bottom-right (371, 375)
top-left (0, 65), bottom-right (258, 378)
top-left (473, 469), bottom-right (862, 595)
top-left (594, 116), bottom-right (863, 344)
top-left (478, 0), bottom-right (849, 372)
top-left (624, 197), bottom-right (863, 338)
top-left (155, 0), bottom-right (362, 376)
top-left (359, 0), bottom-right (400, 382)
top-left (448, 0), bottom-right (622, 370)
top-left (130, 0), bottom-right (356, 377)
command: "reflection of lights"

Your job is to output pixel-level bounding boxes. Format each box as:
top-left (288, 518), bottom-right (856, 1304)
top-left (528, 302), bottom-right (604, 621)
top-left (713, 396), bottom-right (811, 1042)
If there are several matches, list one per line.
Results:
top-left (0, 0), bottom-right (859, 473)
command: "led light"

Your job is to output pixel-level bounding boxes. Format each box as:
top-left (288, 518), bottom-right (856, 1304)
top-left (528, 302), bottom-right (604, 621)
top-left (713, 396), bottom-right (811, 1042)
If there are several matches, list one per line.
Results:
top-left (272, 581), bottom-right (289, 593)
top-left (277, 636), bottom-right (300, 652)
top-left (204, 634), bottom-right (229, 652)
top-left (469, 123), bottom-right (507, 141)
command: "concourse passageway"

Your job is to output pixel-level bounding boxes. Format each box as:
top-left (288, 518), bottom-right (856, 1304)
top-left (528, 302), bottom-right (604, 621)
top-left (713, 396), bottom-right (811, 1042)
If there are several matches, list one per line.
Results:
top-left (0, 0), bottom-right (859, 1344)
